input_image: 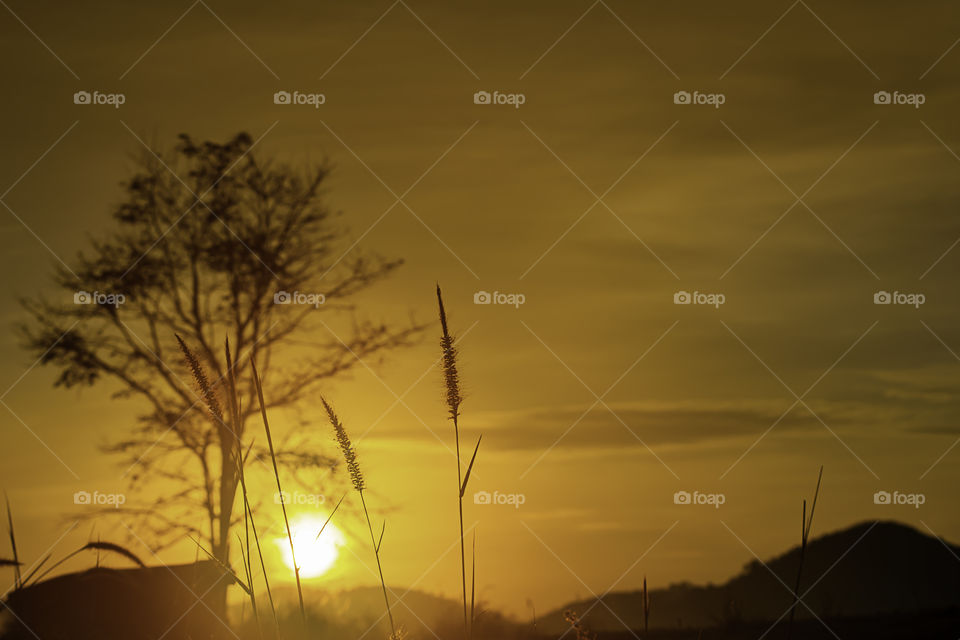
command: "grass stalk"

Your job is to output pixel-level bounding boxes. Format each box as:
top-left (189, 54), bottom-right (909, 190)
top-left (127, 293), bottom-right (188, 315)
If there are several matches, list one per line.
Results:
top-left (643, 575), bottom-right (650, 634)
top-left (32, 541), bottom-right (143, 584)
top-left (437, 285), bottom-right (482, 639)
top-left (787, 465), bottom-right (823, 640)
top-left (235, 532), bottom-right (257, 629)
top-left (189, 536), bottom-right (252, 597)
top-left (470, 530), bottom-right (476, 630)
top-left (321, 397), bottom-right (397, 640)
top-left (251, 356), bottom-right (307, 627)
top-left (244, 490), bottom-right (279, 634)
top-left (360, 491), bottom-right (395, 637)
top-left (223, 340), bottom-right (266, 636)
top-left (4, 493), bottom-right (21, 589)
top-left (316, 494), bottom-right (346, 542)
top-left (179, 335), bottom-right (271, 631)
top-left (18, 553), bottom-right (51, 587)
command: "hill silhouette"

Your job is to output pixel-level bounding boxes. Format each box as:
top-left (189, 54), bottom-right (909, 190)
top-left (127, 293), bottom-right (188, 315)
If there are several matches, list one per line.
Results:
top-left (541, 520), bottom-right (960, 633)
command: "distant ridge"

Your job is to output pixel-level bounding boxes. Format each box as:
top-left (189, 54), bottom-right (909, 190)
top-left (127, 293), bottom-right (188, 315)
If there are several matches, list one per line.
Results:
top-left (541, 520), bottom-right (960, 632)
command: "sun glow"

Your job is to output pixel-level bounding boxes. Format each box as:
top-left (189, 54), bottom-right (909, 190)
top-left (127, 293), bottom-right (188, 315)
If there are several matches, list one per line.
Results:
top-left (275, 514), bottom-right (346, 578)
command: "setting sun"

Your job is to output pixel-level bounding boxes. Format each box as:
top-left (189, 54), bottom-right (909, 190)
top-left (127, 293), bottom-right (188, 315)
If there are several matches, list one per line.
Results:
top-left (276, 514), bottom-right (346, 579)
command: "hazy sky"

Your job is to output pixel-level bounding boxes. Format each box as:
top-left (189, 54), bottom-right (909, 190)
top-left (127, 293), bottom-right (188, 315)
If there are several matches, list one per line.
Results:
top-left (2, 0), bottom-right (960, 619)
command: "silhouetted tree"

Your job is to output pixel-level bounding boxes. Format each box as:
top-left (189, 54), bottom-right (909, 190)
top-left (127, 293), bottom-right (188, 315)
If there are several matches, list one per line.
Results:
top-left (20, 132), bottom-right (419, 573)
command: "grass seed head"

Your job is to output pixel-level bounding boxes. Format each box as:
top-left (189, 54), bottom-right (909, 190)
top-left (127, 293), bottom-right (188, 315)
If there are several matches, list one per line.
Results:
top-left (323, 397), bottom-right (365, 492)
top-left (436, 286), bottom-right (463, 422)
top-left (176, 334), bottom-right (224, 423)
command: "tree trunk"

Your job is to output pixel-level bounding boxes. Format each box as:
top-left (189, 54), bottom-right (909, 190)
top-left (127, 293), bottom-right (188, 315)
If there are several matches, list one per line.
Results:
top-left (211, 429), bottom-right (240, 619)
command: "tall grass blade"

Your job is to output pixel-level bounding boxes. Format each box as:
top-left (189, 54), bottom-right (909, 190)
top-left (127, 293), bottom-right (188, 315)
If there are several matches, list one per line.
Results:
top-left (787, 465), bottom-right (824, 640)
top-left (460, 436), bottom-right (482, 498)
top-left (235, 533), bottom-right (255, 614)
top-left (33, 540), bottom-right (144, 584)
top-left (80, 541), bottom-right (145, 567)
top-left (316, 494), bottom-right (345, 541)
top-left (189, 536), bottom-right (251, 595)
top-left (4, 493), bottom-right (20, 589)
top-left (470, 530), bottom-right (477, 633)
top-left (224, 339), bottom-right (263, 636)
top-left (19, 552), bottom-right (51, 587)
top-left (805, 466), bottom-right (823, 540)
top-left (251, 356), bottom-right (306, 626)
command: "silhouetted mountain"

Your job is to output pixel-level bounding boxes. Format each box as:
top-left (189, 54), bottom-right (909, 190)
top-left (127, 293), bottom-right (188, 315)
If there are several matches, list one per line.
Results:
top-left (542, 520), bottom-right (960, 633)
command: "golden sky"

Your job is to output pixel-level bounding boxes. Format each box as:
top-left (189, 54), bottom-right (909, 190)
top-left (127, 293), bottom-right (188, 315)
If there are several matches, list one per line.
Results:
top-left (2, 0), bottom-right (960, 617)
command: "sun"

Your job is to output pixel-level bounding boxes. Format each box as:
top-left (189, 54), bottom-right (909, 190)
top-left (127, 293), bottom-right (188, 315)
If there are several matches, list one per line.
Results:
top-left (275, 514), bottom-right (346, 578)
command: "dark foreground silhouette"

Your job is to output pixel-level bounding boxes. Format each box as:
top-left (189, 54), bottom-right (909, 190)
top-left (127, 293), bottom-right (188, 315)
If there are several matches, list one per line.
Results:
top-left (1, 561), bottom-right (234, 640)
top-left (2, 521), bottom-right (959, 639)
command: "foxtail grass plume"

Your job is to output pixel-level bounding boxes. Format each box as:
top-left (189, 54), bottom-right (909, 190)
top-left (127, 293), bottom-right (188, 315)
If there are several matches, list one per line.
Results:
top-left (175, 334), bottom-right (224, 424)
top-left (323, 397), bottom-right (365, 492)
top-left (436, 285), bottom-right (462, 422)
